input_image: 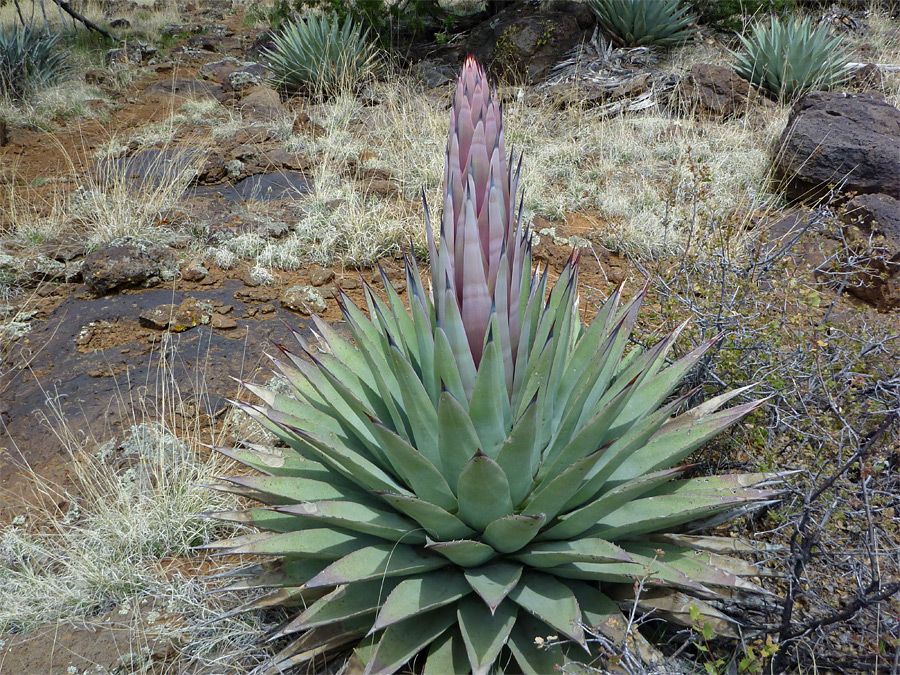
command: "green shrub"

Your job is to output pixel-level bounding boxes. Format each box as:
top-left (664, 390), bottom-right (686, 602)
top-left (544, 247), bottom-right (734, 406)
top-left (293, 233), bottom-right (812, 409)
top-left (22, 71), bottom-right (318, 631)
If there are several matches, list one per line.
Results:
top-left (732, 15), bottom-right (852, 100)
top-left (0, 26), bottom-right (69, 101)
top-left (588, 0), bottom-right (695, 47)
top-left (262, 12), bottom-right (377, 99)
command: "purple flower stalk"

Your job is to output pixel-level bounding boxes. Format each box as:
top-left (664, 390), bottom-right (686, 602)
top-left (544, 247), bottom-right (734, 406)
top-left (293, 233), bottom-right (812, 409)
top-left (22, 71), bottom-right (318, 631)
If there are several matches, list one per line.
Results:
top-left (426, 56), bottom-right (532, 393)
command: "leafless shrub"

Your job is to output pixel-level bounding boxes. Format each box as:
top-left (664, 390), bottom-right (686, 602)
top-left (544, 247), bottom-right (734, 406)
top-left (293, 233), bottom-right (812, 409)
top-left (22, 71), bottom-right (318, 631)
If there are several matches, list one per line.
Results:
top-left (620, 187), bottom-right (900, 672)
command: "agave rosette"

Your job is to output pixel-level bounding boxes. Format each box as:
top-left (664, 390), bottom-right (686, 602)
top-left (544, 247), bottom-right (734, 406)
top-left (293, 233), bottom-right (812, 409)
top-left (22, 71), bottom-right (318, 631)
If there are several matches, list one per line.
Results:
top-left (732, 16), bottom-right (852, 100)
top-left (204, 58), bottom-right (776, 675)
top-left (263, 12), bottom-right (376, 99)
top-left (588, 0), bottom-right (695, 48)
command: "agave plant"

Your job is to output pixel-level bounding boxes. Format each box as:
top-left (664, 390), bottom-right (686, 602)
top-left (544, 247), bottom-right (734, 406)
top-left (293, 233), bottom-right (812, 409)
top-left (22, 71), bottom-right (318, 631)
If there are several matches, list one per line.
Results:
top-left (588, 0), bottom-right (695, 48)
top-left (0, 26), bottom-right (68, 101)
top-left (732, 16), bottom-right (852, 100)
top-left (262, 12), bottom-right (377, 99)
top-left (204, 57), bottom-right (776, 674)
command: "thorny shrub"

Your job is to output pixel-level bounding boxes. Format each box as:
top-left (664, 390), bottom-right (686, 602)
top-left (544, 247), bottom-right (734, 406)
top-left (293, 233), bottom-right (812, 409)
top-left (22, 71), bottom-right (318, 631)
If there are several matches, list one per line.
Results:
top-left (610, 173), bottom-right (900, 671)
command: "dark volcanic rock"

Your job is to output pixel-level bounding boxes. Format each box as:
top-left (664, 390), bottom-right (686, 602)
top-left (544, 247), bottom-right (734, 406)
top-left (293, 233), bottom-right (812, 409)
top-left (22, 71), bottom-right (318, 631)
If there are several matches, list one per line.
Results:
top-left (240, 85), bottom-right (286, 119)
top-left (308, 265), bottom-right (335, 287)
top-left (92, 148), bottom-right (203, 190)
top-left (0, 280), bottom-right (318, 520)
top-left (772, 92), bottom-right (900, 202)
top-left (467, 2), bottom-right (595, 83)
top-left (283, 285), bottom-right (327, 314)
top-left (840, 193), bottom-right (900, 310)
top-left (227, 171), bottom-right (313, 201)
top-left (199, 56), bottom-right (244, 82)
top-left (139, 297), bottom-right (212, 331)
top-left (82, 245), bottom-right (175, 295)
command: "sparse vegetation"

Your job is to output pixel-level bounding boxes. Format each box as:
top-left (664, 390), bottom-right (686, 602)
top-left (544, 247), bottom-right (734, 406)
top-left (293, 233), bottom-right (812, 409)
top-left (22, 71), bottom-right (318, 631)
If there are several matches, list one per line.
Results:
top-left (0, 0), bottom-right (899, 673)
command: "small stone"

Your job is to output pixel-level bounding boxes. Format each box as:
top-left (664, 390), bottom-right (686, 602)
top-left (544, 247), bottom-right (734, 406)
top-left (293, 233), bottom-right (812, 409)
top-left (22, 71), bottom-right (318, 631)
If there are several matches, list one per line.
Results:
top-left (105, 48), bottom-right (129, 66)
top-left (84, 69), bottom-right (115, 87)
top-left (199, 56), bottom-right (242, 83)
top-left (197, 155), bottom-right (227, 183)
top-left (139, 298), bottom-right (211, 332)
top-left (362, 178), bottom-right (398, 197)
top-left (282, 285), bottom-right (327, 315)
top-left (308, 265), bottom-right (335, 287)
top-left (225, 159), bottom-right (244, 178)
top-left (181, 260), bottom-right (208, 281)
top-left (318, 283), bottom-right (338, 299)
top-left (172, 298), bottom-right (212, 331)
top-left (82, 245), bottom-right (175, 295)
top-left (292, 112), bottom-right (326, 138)
top-left (234, 287), bottom-right (276, 302)
top-left (226, 69), bottom-right (263, 92)
top-left (211, 313), bottom-right (237, 329)
top-left (240, 85), bottom-right (286, 120)
top-left (139, 305), bottom-right (171, 330)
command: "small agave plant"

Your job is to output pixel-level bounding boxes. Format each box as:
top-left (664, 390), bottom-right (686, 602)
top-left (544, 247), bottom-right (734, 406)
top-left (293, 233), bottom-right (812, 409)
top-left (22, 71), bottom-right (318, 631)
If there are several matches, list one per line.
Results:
top-left (588, 0), bottom-right (695, 48)
top-left (732, 15), bottom-right (852, 101)
top-left (204, 57), bottom-right (777, 674)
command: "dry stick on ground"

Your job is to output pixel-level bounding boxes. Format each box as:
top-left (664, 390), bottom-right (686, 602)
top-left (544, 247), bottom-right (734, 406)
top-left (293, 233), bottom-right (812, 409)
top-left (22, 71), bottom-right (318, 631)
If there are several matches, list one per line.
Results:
top-left (772, 410), bottom-right (900, 674)
top-left (46, 0), bottom-right (118, 42)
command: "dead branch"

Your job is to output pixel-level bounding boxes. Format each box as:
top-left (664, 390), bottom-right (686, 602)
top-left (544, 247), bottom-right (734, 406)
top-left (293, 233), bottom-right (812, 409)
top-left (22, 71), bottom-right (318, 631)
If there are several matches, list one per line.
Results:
top-left (46, 0), bottom-right (119, 42)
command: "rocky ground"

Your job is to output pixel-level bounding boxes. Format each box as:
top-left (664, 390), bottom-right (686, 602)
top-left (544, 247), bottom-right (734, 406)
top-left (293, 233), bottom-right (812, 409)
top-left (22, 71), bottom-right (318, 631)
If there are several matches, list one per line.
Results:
top-left (1, 0), bottom-right (899, 673)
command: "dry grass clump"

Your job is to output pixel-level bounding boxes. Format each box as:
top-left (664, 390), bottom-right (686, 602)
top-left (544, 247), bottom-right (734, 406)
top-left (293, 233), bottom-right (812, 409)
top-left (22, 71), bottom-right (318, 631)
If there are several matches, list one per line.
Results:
top-left (0, 344), bottom-right (284, 671)
top-left (210, 166), bottom-right (422, 270)
top-left (0, 79), bottom-right (110, 130)
top-left (0, 422), bottom-right (232, 632)
top-left (2, 140), bottom-right (206, 252)
top-left (279, 74), bottom-right (785, 263)
top-left (504, 98), bottom-right (786, 257)
top-left (0, 0), bottom-right (180, 43)
top-left (221, 71), bottom-right (782, 271)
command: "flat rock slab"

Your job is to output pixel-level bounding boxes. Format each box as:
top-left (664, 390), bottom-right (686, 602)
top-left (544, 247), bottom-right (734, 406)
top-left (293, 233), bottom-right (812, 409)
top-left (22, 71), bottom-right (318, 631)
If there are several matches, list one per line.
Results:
top-left (0, 280), bottom-right (314, 515)
top-left (92, 148), bottom-right (204, 189)
top-left (213, 171), bottom-right (314, 202)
